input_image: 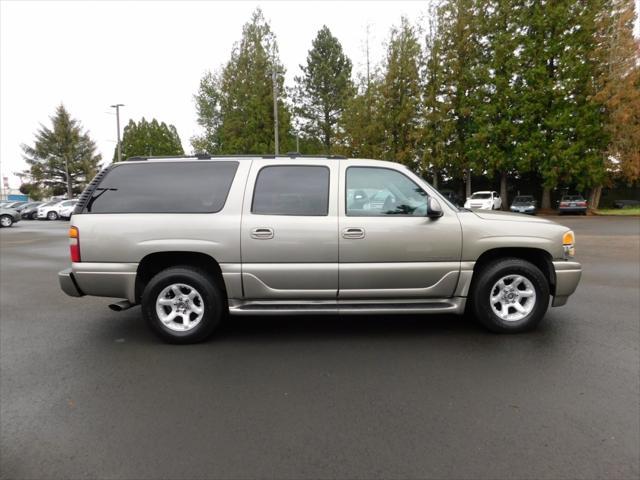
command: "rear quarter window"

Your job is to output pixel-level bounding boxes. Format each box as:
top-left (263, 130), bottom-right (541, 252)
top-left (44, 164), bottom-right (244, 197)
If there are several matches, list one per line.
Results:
top-left (84, 161), bottom-right (239, 214)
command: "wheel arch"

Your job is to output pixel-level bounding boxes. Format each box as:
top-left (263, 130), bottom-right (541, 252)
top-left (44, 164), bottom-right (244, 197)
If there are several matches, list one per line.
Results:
top-left (135, 251), bottom-right (228, 303)
top-left (471, 247), bottom-right (556, 296)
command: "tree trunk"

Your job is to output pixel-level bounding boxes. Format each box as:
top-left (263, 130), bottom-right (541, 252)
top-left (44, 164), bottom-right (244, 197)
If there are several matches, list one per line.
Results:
top-left (541, 187), bottom-right (552, 210)
top-left (65, 157), bottom-right (73, 199)
top-left (432, 169), bottom-right (438, 189)
top-left (500, 171), bottom-right (508, 210)
top-left (465, 169), bottom-right (471, 198)
top-left (589, 185), bottom-right (603, 210)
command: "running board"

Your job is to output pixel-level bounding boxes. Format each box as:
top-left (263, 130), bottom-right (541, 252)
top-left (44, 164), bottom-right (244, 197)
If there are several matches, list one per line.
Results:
top-left (228, 298), bottom-right (466, 316)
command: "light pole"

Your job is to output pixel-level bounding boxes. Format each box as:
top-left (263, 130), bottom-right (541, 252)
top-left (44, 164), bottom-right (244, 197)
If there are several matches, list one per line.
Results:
top-left (110, 103), bottom-right (125, 162)
top-left (272, 70), bottom-right (279, 155)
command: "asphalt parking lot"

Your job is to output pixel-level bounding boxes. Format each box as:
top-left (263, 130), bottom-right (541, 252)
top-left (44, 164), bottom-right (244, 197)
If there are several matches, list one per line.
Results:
top-left (1, 217), bottom-right (639, 479)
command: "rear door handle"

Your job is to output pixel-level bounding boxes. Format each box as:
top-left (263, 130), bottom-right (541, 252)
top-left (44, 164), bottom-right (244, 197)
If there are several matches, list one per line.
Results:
top-left (250, 227), bottom-right (274, 240)
top-left (342, 227), bottom-right (365, 239)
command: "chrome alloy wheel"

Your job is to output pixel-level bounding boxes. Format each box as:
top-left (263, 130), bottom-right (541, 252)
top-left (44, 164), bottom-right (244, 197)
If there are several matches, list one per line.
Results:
top-left (0, 216), bottom-right (13, 227)
top-left (489, 274), bottom-right (536, 322)
top-left (155, 283), bottom-right (205, 332)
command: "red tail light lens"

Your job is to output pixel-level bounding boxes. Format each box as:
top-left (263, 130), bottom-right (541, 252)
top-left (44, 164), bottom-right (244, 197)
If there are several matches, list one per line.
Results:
top-left (69, 226), bottom-right (81, 262)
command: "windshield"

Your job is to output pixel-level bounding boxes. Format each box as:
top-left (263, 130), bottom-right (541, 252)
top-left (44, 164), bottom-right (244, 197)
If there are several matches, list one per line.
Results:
top-left (514, 196), bottom-right (534, 203)
top-left (562, 195), bottom-right (584, 201)
top-left (471, 193), bottom-right (491, 199)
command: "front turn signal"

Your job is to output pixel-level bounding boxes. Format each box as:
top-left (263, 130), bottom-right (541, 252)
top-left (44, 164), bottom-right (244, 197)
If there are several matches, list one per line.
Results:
top-left (562, 230), bottom-right (575, 258)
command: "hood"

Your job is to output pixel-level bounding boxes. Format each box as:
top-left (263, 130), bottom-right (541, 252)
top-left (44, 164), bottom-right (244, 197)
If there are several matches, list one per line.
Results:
top-left (473, 210), bottom-right (553, 224)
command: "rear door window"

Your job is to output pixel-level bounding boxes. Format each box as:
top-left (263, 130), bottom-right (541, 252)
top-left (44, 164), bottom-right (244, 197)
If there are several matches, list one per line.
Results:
top-left (251, 166), bottom-right (329, 216)
top-left (84, 161), bottom-right (239, 213)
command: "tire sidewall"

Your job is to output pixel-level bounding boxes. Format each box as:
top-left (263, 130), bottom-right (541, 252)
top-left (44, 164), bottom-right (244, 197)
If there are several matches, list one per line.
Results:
top-left (472, 259), bottom-right (550, 333)
top-left (141, 268), bottom-right (224, 344)
top-left (47, 211), bottom-right (58, 220)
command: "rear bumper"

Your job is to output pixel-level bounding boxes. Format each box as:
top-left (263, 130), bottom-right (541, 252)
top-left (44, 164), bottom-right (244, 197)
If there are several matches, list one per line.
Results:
top-left (552, 260), bottom-right (582, 306)
top-left (58, 268), bottom-right (84, 297)
top-left (559, 207), bottom-right (587, 213)
top-left (66, 262), bottom-right (138, 302)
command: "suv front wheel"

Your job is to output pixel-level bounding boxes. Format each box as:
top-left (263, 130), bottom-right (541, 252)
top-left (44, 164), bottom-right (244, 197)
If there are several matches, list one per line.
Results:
top-left (141, 266), bottom-right (225, 344)
top-left (470, 258), bottom-right (550, 333)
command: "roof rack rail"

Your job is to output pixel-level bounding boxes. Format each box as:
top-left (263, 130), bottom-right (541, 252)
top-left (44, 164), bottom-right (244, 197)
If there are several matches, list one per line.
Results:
top-left (125, 153), bottom-right (349, 161)
top-left (262, 154), bottom-right (347, 160)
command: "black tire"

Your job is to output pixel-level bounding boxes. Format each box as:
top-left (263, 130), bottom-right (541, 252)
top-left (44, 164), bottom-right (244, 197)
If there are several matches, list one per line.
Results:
top-left (47, 211), bottom-right (58, 220)
top-left (141, 266), bottom-right (225, 344)
top-left (30, 212), bottom-right (38, 220)
top-left (0, 215), bottom-right (13, 228)
top-left (470, 258), bottom-right (550, 333)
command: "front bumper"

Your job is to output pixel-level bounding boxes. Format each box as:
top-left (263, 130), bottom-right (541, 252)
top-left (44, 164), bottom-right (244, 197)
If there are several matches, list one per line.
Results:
top-left (552, 260), bottom-right (582, 306)
top-left (510, 207), bottom-right (536, 215)
top-left (58, 268), bottom-right (84, 297)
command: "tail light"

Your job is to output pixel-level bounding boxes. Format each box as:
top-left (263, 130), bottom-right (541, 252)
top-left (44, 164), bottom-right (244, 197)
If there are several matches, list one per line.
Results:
top-left (560, 201), bottom-right (569, 207)
top-left (577, 201), bottom-right (587, 207)
top-left (69, 226), bottom-right (81, 262)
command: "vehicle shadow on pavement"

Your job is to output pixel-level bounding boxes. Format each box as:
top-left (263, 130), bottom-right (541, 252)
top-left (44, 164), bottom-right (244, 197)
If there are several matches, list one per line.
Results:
top-left (89, 306), bottom-right (560, 346)
top-left (218, 314), bottom-right (484, 342)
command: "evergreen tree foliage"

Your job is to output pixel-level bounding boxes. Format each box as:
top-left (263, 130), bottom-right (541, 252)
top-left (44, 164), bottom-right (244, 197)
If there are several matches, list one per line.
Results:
top-left (339, 75), bottom-right (385, 159)
top-left (192, 8), bottom-right (292, 154)
top-left (517, 0), bottom-right (607, 208)
top-left (594, 0), bottom-right (640, 187)
top-left (421, 2), bottom-right (450, 187)
top-left (433, 0), bottom-right (483, 197)
top-left (115, 118), bottom-right (184, 161)
top-left (470, 0), bottom-right (524, 208)
top-left (378, 17), bottom-right (423, 166)
top-left (21, 105), bottom-right (101, 198)
top-left (294, 26), bottom-right (353, 154)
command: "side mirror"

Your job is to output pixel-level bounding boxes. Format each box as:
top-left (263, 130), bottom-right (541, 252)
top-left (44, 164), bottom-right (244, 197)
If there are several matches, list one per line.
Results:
top-left (427, 197), bottom-right (443, 218)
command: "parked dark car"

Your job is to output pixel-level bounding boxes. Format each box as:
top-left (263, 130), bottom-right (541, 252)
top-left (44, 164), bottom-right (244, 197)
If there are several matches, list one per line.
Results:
top-left (510, 195), bottom-right (537, 215)
top-left (559, 195), bottom-right (588, 215)
top-left (19, 202), bottom-right (44, 219)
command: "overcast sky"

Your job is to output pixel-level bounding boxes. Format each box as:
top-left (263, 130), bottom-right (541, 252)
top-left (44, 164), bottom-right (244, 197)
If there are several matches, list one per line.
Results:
top-left (1, 1), bottom-right (639, 189)
top-left (0, 0), bottom-right (427, 187)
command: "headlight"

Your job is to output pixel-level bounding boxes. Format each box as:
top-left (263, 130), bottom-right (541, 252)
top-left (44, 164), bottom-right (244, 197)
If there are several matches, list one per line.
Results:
top-left (563, 231), bottom-right (575, 258)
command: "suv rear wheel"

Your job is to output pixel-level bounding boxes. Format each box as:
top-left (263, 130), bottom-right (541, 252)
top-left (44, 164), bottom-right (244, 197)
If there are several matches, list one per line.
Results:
top-left (47, 211), bottom-right (58, 220)
top-left (141, 266), bottom-right (225, 344)
top-left (470, 258), bottom-right (549, 333)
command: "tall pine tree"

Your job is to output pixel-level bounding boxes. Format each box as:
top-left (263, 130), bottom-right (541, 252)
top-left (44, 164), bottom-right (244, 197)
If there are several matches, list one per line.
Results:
top-left (379, 17), bottom-right (423, 166)
top-left (294, 26), bottom-right (353, 154)
top-left (593, 0), bottom-right (640, 206)
top-left (470, 0), bottom-right (523, 208)
top-left (192, 9), bottom-right (291, 154)
top-left (518, 0), bottom-right (606, 208)
top-left (436, 0), bottom-right (483, 197)
top-left (21, 105), bottom-right (101, 198)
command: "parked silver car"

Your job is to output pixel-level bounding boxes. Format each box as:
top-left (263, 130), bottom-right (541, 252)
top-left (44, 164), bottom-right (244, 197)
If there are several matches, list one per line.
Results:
top-left (59, 155), bottom-right (582, 343)
top-left (0, 207), bottom-right (21, 227)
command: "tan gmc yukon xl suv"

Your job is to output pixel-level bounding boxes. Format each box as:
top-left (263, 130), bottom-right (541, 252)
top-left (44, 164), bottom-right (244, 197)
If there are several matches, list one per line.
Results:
top-left (59, 155), bottom-right (582, 343)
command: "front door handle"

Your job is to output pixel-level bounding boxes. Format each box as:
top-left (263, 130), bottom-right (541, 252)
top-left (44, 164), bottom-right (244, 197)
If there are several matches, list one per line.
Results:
top-left (342, 227), bottom-right (365, 239)
top-left (250, 227), bottom-right (274, 240)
